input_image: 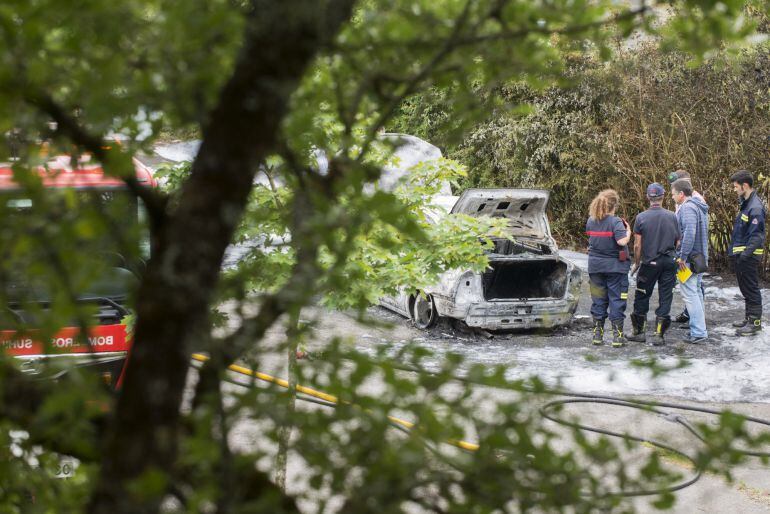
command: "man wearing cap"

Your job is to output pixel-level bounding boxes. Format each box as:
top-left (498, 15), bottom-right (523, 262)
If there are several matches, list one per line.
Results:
top-left (729, 170), bottom-right (766, 336)
top-left (627, 183), bottom-right (680, 345)
top-left (666, 169), bottom-right (706, 324)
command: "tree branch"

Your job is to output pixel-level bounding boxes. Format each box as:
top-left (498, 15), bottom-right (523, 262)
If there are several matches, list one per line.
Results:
top-left (451, 5), bottom-right (650, 46)
top-left (356, 0), bottom-right (476, 162)
top-left (22, 90), bottom-right (169, 229)
top-left (88, 2), bottom-right (356, 513)
top-left (0, 360), bottom-right (107, 462)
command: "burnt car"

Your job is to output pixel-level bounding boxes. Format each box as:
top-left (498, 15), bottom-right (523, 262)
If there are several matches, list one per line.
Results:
top-left (379, 187), bottom-right (582, 330)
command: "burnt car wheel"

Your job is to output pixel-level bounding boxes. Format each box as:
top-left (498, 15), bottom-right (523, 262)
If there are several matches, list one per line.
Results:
top-left (412, 293), bottom-right (438, 329)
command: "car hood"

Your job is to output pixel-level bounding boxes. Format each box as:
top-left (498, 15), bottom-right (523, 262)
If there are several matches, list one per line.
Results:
top-left (450, 188), bottom-right (554, 244)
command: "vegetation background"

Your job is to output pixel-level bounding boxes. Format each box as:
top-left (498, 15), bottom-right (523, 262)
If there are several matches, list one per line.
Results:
top-left (393, 34), bottom-right (770, 273)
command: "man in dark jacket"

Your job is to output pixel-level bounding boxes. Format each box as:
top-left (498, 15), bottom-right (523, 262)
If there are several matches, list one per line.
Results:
top-left (729, 170), bottom-right (766, 336)
top-left (627, 183), bottom-right (679, 345)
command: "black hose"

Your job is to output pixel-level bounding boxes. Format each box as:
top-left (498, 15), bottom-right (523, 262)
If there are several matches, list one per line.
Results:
top-left (210, 350), bottom-right (770, 499)
top-left (538, 397), bottom-right (702, 496)
top-left (304, 350), bottom-right (770, 496)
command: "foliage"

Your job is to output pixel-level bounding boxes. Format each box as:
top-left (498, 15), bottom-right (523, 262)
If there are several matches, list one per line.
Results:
top-left (393, 42), bottom-right (770, 271)
top-left (0, 1), bottom-right (767, 513)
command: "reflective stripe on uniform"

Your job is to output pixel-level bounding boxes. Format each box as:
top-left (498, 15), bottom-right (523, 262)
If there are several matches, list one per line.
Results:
top-left (732, 246), bottom-right (764, 255)
top-left (620, 292), bottom-right (628, 299)
top-left (741, 214), bottom-right (750, 222)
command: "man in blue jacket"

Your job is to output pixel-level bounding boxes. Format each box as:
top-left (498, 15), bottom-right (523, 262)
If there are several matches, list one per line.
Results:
top-left (671, 178), bottom-right (709, 343)
top-left (729, 170), bottom-right (766, 336)
top-left (667, 169), bottom-right (706, 324)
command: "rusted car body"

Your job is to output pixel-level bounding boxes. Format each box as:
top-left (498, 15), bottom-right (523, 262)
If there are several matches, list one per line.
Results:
top-left (376, 137), bottom-right (581, 330)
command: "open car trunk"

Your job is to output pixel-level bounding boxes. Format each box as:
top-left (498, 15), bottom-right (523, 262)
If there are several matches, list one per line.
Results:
top-left (451, 188), bottom-right (554, 246)
top-left (482, 259), bottom-right (568, 300)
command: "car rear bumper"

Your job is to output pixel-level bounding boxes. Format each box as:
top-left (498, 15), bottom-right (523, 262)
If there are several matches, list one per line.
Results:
top-left (435, 295), bottom-right (579, 330)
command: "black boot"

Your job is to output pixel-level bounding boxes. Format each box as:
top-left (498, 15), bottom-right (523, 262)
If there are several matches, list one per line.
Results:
top-left (737, 316), bottom-right (762, 336)
top-left (650, 317), bottom-right (671, 346)
top-left (611, 320), bottom-right (626, 348)
top-left (591, 318), bottom-right (605, 346)
top-left (675, 310), bottom-right (690, 324)
top-left (732, 315), bottom-right (749, 328)
top-left (626, 313), bottom-right (646, 342)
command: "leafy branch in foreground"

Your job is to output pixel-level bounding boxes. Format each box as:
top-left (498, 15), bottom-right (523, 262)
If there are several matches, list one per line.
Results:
top-left (0, 0), bottom-right (765, 512)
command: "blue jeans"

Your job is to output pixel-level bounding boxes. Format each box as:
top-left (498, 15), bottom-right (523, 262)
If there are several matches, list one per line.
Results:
top-left (679, 271), bottom-right (707, 338)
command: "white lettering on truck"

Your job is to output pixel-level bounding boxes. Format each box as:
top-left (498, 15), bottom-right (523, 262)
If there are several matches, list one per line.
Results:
top-left (88, 336), bottom-right (113, 346)
top-left (1, 338), bottom-right (33, 349)
top-left (52, 337), bottom-right (74, 348)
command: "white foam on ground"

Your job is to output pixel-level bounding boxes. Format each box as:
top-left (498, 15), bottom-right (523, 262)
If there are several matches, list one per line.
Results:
top-left (372, 251), bottom-right (770, 402)
top-left (501, 331), bottom-right (770, 403)
top-left (382, 332), bottom-right (770, 403)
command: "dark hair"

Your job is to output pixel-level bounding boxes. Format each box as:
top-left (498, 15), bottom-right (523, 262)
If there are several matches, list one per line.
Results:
top-left (671, 178), bottom-right (693, 197)
top-left (730, 169), bottom-right (753, 187)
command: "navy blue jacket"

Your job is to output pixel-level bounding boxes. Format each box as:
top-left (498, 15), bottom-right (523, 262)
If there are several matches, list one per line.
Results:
top-left (586, 215), bottom-right (630, 274)
top-left (731, 190), bottom-right (766, 258)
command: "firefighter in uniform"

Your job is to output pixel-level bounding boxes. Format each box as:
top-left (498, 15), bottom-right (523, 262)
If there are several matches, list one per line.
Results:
top-left (586, 189), bottom-right (631, 347)
top-left (626, 183), bottom-right (679, 346)
top-left (729, 170), bottom-right (766, 335)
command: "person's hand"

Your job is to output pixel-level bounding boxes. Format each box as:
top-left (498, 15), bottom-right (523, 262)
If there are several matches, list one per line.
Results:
top-left (677, 258), bottom-right (687, 271)
top-left (630, 263), bottom-right (639, 277)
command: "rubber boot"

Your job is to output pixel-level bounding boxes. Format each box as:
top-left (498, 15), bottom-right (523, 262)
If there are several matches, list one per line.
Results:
top-left (737, 316), bottom-right (762, 336)
top-left (732, 315), bottom-right (748, 328)
top-left (591, 318), bottom-right (605, 346)
top-left (626, 313), bottom-right (646, 343)
top-left (650, 317), bottom-right (671, 346)
top-left (611, 320), bottom-right (626, 348)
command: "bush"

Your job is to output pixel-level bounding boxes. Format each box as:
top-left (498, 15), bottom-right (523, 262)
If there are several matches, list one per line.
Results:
top-left (393, 45), bottom-right (770, 273)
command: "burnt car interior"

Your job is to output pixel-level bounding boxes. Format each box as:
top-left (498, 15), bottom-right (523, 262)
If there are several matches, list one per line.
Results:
top-left (488, 238), bottom-right (553, 255)
top-left (482, 260), bottom-right (568, 300)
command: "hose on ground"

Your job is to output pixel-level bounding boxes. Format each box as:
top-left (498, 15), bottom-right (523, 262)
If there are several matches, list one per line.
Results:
top-left (192, 352), bottom-right (770, 498)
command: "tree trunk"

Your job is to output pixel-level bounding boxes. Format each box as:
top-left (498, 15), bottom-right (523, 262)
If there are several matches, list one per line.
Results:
top-left (88, 3), bottom-right (355, 512)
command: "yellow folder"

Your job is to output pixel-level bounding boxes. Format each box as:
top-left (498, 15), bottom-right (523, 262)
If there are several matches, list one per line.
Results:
top-left (677, 266), bottom-right (693, 283)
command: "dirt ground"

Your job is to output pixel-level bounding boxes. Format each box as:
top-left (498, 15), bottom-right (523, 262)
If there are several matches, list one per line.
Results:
top-left (233, 251), bottom-right (770, 513)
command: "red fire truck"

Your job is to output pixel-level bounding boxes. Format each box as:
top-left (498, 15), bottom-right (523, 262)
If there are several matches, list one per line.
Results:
top-left (0, 154), bottom-right (155, 388)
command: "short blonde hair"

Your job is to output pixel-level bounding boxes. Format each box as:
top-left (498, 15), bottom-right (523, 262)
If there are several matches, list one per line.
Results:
top-left (589, 189), bottom-right (620, 220)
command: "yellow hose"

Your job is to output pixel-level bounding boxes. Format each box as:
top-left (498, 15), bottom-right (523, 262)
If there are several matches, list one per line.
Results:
top-left (190, 353), bottom-right (479, 452)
